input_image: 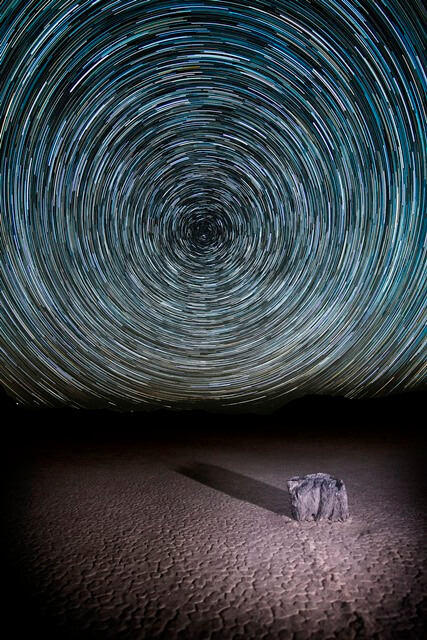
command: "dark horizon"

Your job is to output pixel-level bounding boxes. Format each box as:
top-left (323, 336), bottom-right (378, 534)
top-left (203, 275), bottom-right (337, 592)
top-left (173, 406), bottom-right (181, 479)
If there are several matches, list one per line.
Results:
top-left (2, 385), bottom-right (425, 441)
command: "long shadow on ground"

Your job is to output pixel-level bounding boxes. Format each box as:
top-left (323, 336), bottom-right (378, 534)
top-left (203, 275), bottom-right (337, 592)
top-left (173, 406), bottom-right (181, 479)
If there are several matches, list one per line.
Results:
top-left (176, 463), bottom-right (292, 518)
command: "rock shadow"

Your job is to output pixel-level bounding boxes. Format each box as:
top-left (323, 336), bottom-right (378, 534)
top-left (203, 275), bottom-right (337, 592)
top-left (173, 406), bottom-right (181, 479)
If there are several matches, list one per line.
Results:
top-left (176, 463), bottom-right (292, 518)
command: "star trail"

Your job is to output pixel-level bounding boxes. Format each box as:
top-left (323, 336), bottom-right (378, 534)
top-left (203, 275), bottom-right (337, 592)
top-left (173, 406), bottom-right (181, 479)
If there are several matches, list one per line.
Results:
top-left (0, 0), bottom-right (425, 410)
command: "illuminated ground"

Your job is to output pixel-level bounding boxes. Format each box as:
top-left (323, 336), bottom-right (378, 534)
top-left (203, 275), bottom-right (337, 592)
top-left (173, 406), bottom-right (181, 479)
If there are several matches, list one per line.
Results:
top-left (4, 410), bottom-right (426, 639)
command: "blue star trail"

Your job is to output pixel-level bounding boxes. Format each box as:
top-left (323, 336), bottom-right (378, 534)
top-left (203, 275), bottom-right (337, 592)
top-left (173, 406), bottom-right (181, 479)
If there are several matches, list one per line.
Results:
top-left (0, 0), bottom-right (425, 410)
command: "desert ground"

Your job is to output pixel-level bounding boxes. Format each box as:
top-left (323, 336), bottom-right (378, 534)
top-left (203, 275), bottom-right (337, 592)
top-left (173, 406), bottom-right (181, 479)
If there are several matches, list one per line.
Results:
top-left (4, 413), bottom-right (426, 639)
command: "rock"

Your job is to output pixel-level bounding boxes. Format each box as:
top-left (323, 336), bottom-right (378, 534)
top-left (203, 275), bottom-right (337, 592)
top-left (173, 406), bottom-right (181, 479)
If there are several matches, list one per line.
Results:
top-left (287, 473), bottom-right (349, 522)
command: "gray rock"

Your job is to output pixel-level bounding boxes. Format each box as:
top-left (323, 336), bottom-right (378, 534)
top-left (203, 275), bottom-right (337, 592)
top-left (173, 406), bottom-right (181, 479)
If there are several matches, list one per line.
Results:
top-left (287, 473), bottom-right (349, 522)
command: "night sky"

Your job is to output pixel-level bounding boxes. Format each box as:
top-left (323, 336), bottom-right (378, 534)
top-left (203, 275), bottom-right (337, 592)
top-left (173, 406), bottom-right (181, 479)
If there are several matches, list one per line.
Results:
top-left (0, 0), bottom-right (425, 412)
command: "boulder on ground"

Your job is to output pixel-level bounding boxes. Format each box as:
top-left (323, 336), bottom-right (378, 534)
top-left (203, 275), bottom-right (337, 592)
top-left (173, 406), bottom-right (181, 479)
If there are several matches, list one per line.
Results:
top-left (287, 472), bottom-right (349, 522)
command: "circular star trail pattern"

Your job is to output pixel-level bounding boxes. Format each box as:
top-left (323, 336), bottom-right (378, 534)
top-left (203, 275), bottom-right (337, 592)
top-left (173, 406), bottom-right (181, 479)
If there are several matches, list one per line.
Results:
top-left (0, 0), bottom-right (426, 410)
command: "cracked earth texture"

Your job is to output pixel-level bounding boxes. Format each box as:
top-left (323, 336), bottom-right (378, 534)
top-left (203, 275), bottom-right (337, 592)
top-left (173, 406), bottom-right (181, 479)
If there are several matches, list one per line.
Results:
top-left (4, 429), bottom-right (426, 639)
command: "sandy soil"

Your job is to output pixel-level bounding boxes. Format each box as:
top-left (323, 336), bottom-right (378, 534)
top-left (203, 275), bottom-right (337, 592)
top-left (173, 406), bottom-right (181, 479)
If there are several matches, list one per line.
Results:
top-left (4, 431), bottom-right (426, 639)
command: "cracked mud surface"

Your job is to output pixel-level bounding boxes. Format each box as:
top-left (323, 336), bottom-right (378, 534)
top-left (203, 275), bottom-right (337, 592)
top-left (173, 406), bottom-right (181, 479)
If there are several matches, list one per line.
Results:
top-left (4, 431), bottom-right (426, 639)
